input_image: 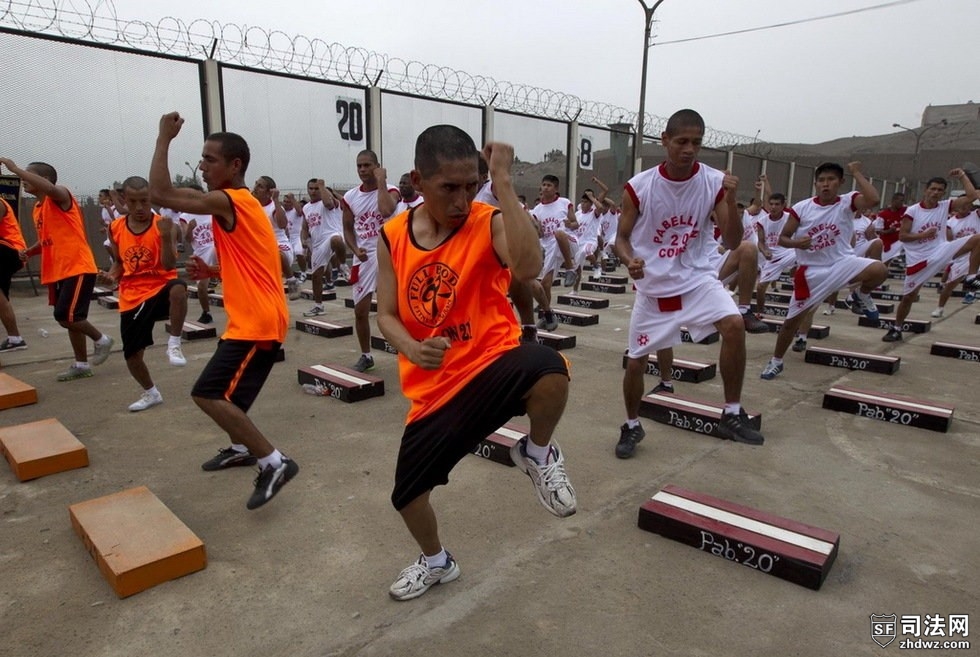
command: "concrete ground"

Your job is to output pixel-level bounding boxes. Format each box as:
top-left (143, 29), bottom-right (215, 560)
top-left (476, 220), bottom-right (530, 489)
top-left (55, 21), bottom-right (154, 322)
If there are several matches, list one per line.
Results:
top-left (1, 273), bottom-right (977, 657)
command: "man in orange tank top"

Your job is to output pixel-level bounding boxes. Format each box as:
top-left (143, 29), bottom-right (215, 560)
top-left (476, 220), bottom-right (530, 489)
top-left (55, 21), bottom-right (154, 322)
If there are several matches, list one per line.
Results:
top-left (106, 176), bottom-right (188, 413)
top-left (0, 158), bottom-right (115, 380)
top-left (0, 196), bottom-right (28, 353)
top-left (377, 125), bottom-right (576, 601)
top-left (149, 112), bottom-right (298, 511)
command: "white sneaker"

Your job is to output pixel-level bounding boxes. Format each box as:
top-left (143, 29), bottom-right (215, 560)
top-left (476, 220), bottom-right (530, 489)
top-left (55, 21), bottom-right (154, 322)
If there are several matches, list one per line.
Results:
top-left (91, 336), bottom-right (114, 366)
top-left (167, 344), bottom-right (187, 366)
top-left (930, 307), bottom-right (944, 318)
top-left (389, 553), bottom-right (460, 601)
top-left (509, 437), bottom-right (576, 518)
top-left (822, 305), bottom-right (835, 315)
top-left (129, 389), bottom-right (163, 412)
top-left (286, 278), bottom-right (301, 300)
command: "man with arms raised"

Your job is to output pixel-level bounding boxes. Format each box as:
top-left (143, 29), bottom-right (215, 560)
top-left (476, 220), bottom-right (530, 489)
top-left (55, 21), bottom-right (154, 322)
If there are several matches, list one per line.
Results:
top-left (377, 126), bottom-right (575, 601)
top-left (150, 112), bottom-right (298, 510)
top-left (616, 109), bottom-right (763, 459)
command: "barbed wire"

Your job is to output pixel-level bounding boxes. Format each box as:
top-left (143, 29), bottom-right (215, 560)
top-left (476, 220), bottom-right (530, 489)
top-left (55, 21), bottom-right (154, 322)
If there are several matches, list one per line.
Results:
top-left (1, 0), bottom-right (797, 159)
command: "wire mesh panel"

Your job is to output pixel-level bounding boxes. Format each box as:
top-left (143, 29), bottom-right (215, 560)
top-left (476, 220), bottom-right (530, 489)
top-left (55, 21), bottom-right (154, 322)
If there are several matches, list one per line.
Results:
top-left (494, 111), bottom-right (568, 204)
top-left (763, 160), bottom-right (792, 200)
top-left (1, 31), bottom-right (204, 249)
top-left (220, 66), bottom-right (366, 193)
top-left (792, 165), bottom-right (817, 203)
top-left (379, 93), bottom-right (483, 183)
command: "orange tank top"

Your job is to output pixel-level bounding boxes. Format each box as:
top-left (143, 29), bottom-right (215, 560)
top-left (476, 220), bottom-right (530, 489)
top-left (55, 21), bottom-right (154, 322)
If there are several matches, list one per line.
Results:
top-left (110, 215), bottom-right (177, 312)
top-left (381, 202), bottom-right (519, 423)
top-left (32, 194), bottom-right (97, 284)
top-left (0, 199), bottom-right (26, 251)
top-left (213, 188), bottom-right (288, 341)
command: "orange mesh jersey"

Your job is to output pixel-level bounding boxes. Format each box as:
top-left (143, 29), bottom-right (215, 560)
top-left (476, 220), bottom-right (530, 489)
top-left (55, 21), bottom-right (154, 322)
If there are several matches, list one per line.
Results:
top-left (213, 188), bottom-right (288, 341)
top-left (109, 215), bottom-right (177, 311)
top-left (0, 199), bottom-right (26, 251)
top-left (381, 201), bottom-right (519, 422)
top-left (32, 195), bottom-right (97, 284)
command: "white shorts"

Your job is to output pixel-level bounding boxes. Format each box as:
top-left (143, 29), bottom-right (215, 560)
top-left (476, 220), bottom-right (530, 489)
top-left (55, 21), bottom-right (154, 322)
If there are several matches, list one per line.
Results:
top-left (277, 241), bottom-right (294, 268)
top-left (903, 236), bottom-right (971, 295)
top-left (758, 249), bottom-right (797, 285)
top-left (310, 234), bottom-right (341, 272)
top-left (627, 280), bottom-right (739, 357)
top-left (290, 234), bottom-right (304, 258)
top-left (854, 238), bottom-right (880, 259)
top-left (573, 241), bottom-right (597, 269)
top-left (787, 256), bottom-right (877, 319)
top-left (881, 240), bottom-right (903, 264)
top-left (539, 237), bottom-right (562, 279)
top-left (352, 253), bottom-right (379, 304)
top-left (948, 254), bottom-right (970, 282)
top-left (710, 248), bottom-right (738, 286)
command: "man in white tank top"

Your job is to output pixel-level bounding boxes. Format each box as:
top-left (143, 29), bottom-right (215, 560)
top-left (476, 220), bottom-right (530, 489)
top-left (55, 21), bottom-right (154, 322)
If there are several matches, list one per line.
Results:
top-left (253, 176), bottom-right (300, 300)
top-left (282, 193), bottom-right (307, 278)
top-left (529, 175), bottom-right (578, 331)
top-left (760, 162), bottom-right (887, 379)
top-left (181, 210), bottom-right (216, 324)
top-left (616, 109), bottom-right (764, 458)
top-left (934, 205), bottom-right (980, 314)
top-left (342, 150), bottom-right (400, 372)
top-left (882, 170), bottom-right (980, 341)
top-left (301, 179), bottom-right (347, 315)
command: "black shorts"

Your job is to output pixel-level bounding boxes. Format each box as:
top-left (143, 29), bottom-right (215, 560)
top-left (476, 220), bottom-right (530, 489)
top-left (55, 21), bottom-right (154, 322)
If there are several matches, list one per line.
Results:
top-left (52, 273), bottom-right (96, 323)
top-left (390, 343), bottom-right (569, 511)
top-left (191, 339), bottom-right (282, 412)
top-left (0, 245), bottom-right (24, 298)
top-left (120, 279), bottom-right (187, 359)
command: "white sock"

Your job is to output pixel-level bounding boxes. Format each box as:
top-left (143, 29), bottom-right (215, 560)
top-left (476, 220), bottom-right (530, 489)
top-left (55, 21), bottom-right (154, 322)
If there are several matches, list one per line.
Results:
top-left (74, 361), bottom-right (91, 370)
top-left (524, 439), bottom-right (551, 465)
top-left (95, 335), bottom-right (111, 346)
top-left (7, 335), bottom-right (23, 343)
top-left (168, 335), bottom-right (181, 348)
top-left (771, 357), bottom-right (784, 366)
top-left (626, 418), bottom-right (640, 429)
top-left (286, 276), bottom-right (297, 283)
top-left (424, 548), bottom-right (448, 569)
top-left (724, 402), bottom-right (742, 415)
top-left (738, 305), bottom-right (749, 314)
top-left (257, 449), bottom-right (283, 469)
top-left (795, 332), bottom-right (806, 340)
top-left (144, 385), bottom-right (161, 398)
top-left (230, 443), bottom-right (249, 453)
top-left (660, 380), bottom-right (674, 389)
top-left (362, 352), bottom-right (372, 358)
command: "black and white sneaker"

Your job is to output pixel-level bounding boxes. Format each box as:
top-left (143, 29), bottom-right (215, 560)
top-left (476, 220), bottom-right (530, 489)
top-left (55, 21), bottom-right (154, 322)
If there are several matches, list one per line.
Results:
top-left (647, 382), bottom-right (674, 395)
top-left (963, 276), bottom-right (980, 291)
top-left (389, 552), bottom-right (460, 601)
top-left (882, 327), bottom-right (903, 342)
top-left (0, 338), bottom-right (27, 352)
top-left (246, 457), bottom-right (299, 510)
top-left (201, 447), bottom-right (257, 471)
top-left (615, 423), bottom-right (645, 459)
top-left (715, 410), bottom-right (765, 445)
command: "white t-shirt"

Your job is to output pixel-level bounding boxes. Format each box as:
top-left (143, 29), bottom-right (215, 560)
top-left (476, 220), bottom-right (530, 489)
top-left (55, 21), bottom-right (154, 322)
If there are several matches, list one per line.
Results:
top-left (394, 194), bottom-right (424, 216)
top-left (531, 196), bottom-right (574, 241)
top-left (574, 209), bottom-right (601, 245)
top-left (343, 184), bottom-right (398, 254)
top-left (759, 211), bottom-right (792, 259)
top-left (852, 215), bottom-right (873, 250)
top-left (182, 213), bottom-right (215, 260)
top-left (474, 181), bottom-right (498, 207)
top-left (902, 199), bottom-right (952, 266)
top-left (625, 161), bottom-right (725, 297)
top-left (284, 208), bottom-right (303, 241)
top-left (789, 191), bottom-right (859, 267)
top-left (947, 210), bottom-right (980, 240)
top-left (303, 200), bottom-right (340, 248)
top-left (599, 210), bottom-right (619, 245)
top-left (262, 200), bottom-right (289, 245)
top-left (741, 209), bottom-right (761, 244)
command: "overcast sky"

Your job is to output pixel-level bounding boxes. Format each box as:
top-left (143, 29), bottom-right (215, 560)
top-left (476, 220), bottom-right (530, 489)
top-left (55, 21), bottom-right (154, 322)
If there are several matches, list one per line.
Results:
top-left (115, 0), bottom-right (972, 144)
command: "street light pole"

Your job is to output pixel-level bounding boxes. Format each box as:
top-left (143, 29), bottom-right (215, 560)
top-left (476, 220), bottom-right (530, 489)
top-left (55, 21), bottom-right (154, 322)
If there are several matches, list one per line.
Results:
top-left (892, 119), bottom-right (947, 198)
top-left (632, 0), bottom-right (666, 177)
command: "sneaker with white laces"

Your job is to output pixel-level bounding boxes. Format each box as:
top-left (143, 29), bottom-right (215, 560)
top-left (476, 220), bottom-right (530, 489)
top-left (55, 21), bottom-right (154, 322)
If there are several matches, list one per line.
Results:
top-left (930, 307), bottom-right (944, 318)
top-left (389, 552), bottom-right (461, 601)
top-left (963, 276), bottom-right (980, 291)
top-left (562, 268), bottom-right (578, 288)
top-left (57, 364), bottom-right (94, 382)
top-left (167, 344), bottom-right (187, 366)
top-left (963, 292), bottom-right (976, 304)
top-left (791, 336), bottom-right (807, 352)
top-left (822, 305), bottom-right (835, 316)
top-left (882, 327), bottom-right (903, 342)
top-left (302, 305), bottom-right (325, 317)
top-left (0, 338), bottom-right (27, 352)
top-left (128, 389), bottom-right (163, 412)
top-left (353, 354), bottom-right (375, 372)
top-left (760, 360), bottom-right (783, 380)
top-left (246, 457), bottom-right (299, 509)
top-left (853, 291), bottom-right (879, 321)
top-left (510, 437), bottom-right (576, 517)
top-left (91, 336), bottom-right (115, 366)
top-left (201, 447), bottom-right (257, 471)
